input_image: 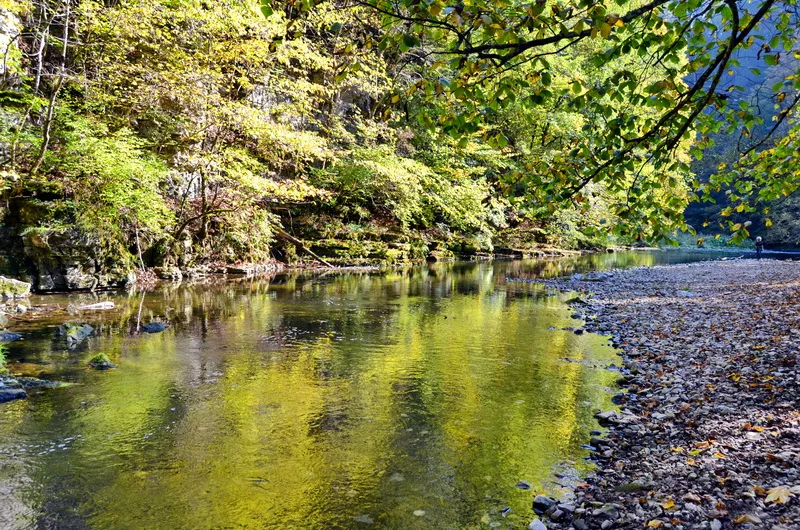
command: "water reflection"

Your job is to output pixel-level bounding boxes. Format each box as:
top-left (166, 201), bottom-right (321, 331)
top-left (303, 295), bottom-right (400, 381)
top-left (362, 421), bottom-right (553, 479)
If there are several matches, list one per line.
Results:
top-left (0, 252), bottom-right (717, 529)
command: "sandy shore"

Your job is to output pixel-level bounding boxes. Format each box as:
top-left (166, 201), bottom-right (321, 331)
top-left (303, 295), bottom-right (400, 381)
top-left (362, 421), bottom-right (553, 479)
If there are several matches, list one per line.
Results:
top-left (536, 259), bottom-right (800, 530)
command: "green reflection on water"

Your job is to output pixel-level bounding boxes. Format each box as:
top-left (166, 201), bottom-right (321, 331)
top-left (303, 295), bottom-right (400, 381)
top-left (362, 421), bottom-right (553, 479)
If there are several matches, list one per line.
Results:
top-left (0, 254), bottom-right (695, 529)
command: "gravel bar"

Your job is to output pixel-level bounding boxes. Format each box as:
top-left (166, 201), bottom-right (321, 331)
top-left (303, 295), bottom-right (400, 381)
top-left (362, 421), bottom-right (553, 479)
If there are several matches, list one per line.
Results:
top-left (535, 259), bottom-right (800, 530)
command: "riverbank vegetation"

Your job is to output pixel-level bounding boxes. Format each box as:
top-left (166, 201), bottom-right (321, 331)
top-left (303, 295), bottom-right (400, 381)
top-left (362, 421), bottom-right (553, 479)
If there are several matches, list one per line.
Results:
top-left (0, 0), bottom-right (798, 288)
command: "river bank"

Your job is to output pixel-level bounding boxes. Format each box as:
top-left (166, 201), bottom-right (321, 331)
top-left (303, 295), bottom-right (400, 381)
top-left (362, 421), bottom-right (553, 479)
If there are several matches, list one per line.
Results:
top-left (537, 259), bottom-right (800, 530)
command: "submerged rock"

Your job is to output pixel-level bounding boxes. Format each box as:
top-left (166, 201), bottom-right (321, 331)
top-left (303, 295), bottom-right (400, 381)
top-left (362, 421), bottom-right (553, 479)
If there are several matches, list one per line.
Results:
top-left (515, 480), bottom-right (532, 490)
top-left (56, 322), bottom-right (94, 347)
top-left (141, 322), bottom-right (167, 334)
top-left (0, 331), bottom-right (22, 343)
top-left (16, 377), bottom-right (67, 389)
top-left (0, 387), bottom-right (27, 403)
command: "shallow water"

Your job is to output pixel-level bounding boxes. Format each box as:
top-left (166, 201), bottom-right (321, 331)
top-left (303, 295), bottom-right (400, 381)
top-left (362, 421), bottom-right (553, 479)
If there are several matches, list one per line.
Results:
top-left (0, 251), bottom-right (757, 529)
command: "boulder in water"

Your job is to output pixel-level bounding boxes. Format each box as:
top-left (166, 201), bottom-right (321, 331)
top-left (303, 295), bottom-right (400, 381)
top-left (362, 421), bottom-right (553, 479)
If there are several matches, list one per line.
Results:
top-left (0, 387), bottom-right (27, 403)
top-left (0, 276), bottom-right (31, 299)
top-left (0, 331), bottom-right (22, 343)
top-left (56, 322), bottom-right (94, 346)
top-left (533, 495), bottom-right (556, 514)
top-left (88, 353), bottom-right (116, 370)
top-left (141, 322), bottom-right (167, 334)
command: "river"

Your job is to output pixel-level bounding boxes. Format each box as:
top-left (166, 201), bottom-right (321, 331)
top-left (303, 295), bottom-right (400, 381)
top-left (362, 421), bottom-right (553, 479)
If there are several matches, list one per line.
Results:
top-left (0, 250), bottom-right (777, 529)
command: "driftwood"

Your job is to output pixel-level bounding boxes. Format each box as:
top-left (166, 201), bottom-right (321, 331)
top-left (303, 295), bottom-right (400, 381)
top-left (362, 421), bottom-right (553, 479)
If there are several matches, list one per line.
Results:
top-left (274, 229), bottom-right (334, 268)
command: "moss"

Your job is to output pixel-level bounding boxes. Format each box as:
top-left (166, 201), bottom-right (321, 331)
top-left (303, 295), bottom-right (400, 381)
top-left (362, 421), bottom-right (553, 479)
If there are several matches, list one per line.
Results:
top-left (88, 353), bottom-right (116, 370)
top-left (0, 276), bottom-right (31, 299)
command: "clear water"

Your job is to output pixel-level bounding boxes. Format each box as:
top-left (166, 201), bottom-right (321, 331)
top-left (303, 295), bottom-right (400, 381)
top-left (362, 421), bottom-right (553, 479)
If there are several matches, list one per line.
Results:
top-left (0, 250), bottom-right (748, 529)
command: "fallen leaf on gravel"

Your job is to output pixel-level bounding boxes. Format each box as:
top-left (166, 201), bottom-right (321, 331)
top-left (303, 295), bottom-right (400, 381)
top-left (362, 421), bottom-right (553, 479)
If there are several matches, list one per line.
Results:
top-left (712, 451), bottom-right (727, 459)
top-left (683, 493), bottom-right (702, 503)
top-left (766, 486), bottom-right (793, 504)
top-left (646, 520), bottom-right (664, 528)
top-left (661, 499), bottom-right (675, 510)
top-left (733, 514), bottom-right (762, 524)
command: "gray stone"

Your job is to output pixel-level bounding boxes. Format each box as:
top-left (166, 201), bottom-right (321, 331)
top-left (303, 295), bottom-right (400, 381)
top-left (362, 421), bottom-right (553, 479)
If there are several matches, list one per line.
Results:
top-left (548, 508), bottom-right (566, 522)
top-left (528, 519), bottom-right (547, 530)
top-left (533, 495), bottom-right (557, 514)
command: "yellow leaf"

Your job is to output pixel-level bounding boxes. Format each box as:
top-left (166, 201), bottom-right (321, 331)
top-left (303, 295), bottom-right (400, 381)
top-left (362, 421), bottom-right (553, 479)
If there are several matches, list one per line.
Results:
top-left (765, 486), bottom-right (793, 504)
top-left (712, 451), bottom-right (727, 459)
top-left (647, 520), bottom-right (664, 528)
top-left (661, 499), bottom-right (675, 510)
top-left (766, 219), bottom-right (773, 227)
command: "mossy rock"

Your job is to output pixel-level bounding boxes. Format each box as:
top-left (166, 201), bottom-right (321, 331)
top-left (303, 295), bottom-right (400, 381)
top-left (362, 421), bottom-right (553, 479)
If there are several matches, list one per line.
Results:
top-left (0, 276), bottom-right (31, 299)
top-left (88, 353), bottom-right (116, 370)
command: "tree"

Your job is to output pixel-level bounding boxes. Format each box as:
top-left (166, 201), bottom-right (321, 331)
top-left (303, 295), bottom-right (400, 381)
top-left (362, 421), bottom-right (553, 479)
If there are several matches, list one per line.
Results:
top-left (264, 0), bottom-right (800, 241)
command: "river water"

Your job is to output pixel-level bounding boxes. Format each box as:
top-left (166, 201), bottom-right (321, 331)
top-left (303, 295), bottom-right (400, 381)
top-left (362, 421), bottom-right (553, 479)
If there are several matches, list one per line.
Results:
top-left (0, 250), bottom-right (763, 528)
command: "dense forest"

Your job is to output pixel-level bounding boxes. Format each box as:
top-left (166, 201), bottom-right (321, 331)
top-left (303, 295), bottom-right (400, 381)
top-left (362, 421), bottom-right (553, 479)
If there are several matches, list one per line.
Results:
top-left (0, 0), bottom-right (798, 289)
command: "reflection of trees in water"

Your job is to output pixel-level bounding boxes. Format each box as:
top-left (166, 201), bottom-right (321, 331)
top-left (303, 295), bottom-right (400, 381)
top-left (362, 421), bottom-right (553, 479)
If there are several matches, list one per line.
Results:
top-left (5, 256), bottom-right (631, 528)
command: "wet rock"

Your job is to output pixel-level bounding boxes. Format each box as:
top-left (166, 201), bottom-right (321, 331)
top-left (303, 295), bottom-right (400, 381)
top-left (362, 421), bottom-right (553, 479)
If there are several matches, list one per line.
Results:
top-left (0, 387), bottom-right (27, 403)
top-left (56, 323), bottom-right (94, 347)
top-left (533, 495), bottom-right (557, 514)
top-left (141, 322), bottom-right (167, 334)
top-left (88, 353), bottom-right (116, 370)
top-left (0, 331), bottom-right (21, 343)
top-left (16, 377), bottom-right (66, 390)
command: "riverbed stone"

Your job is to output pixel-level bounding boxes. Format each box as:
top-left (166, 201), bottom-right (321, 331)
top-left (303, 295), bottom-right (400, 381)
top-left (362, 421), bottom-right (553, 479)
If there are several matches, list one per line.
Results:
top-left (528, 519), bottom-right (547, 530)
top-left (533, 495), bottom-right (556, 514)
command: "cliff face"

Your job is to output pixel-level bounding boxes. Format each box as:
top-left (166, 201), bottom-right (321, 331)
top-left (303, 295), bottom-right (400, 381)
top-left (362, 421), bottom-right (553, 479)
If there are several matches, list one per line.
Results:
top-left (0, 8), bottom-right (21, 76)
